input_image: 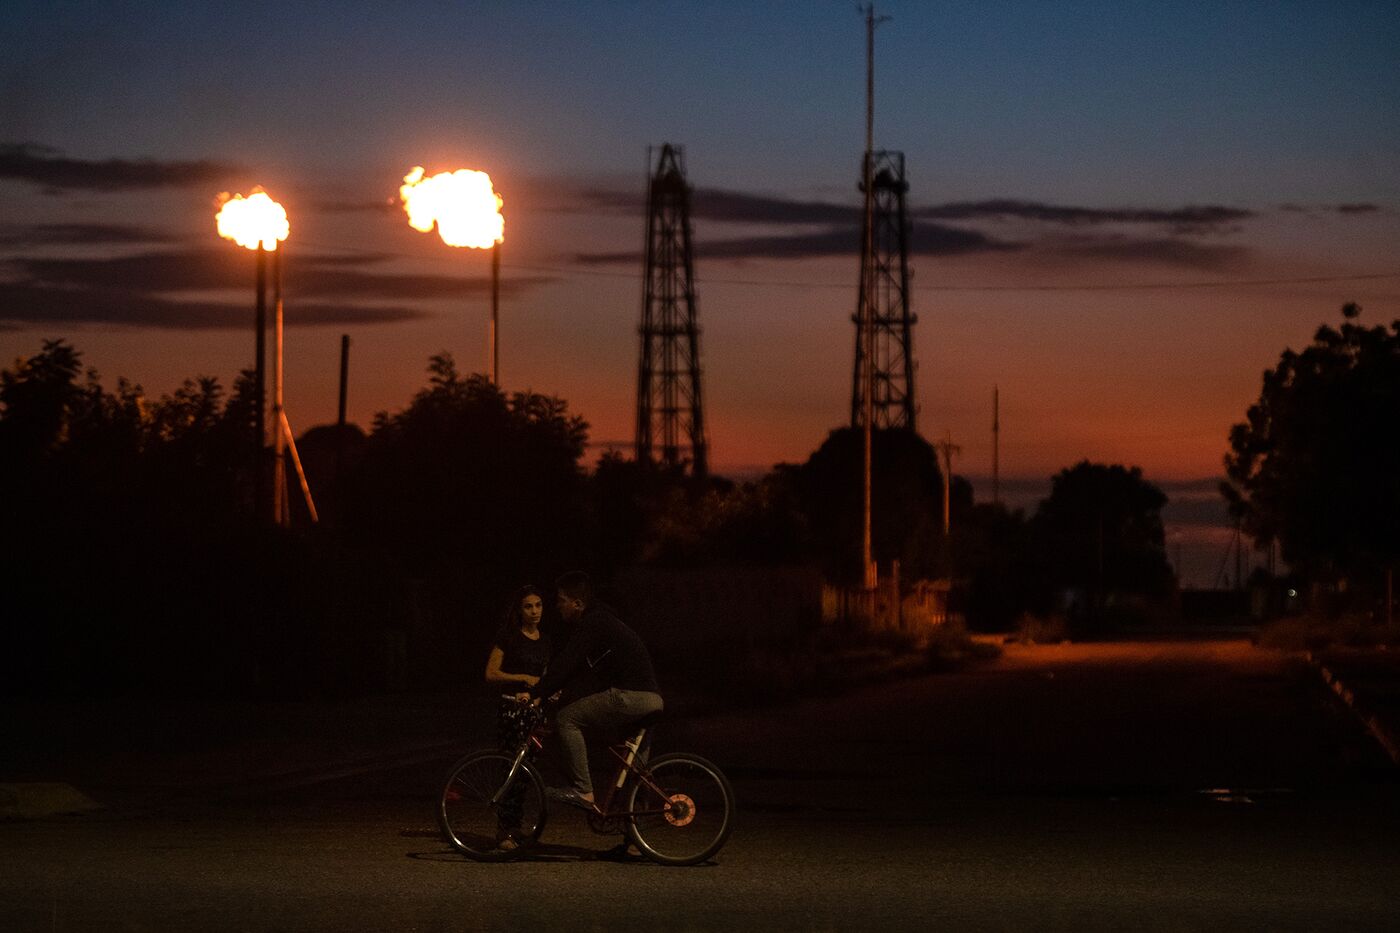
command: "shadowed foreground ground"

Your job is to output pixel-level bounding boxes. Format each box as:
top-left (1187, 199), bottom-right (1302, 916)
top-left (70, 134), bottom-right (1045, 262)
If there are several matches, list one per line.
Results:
top-left (2, 638), bottom-right (1398, 930)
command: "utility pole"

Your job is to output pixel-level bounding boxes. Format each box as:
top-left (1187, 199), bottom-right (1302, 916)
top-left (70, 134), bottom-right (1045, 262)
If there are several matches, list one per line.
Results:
top-left (1388, 565), bottom-right (1394, 627)
top-left (858, 3), bottom-right (889, 591)
top-left (935, 431), bottom-right (961, 536)
top-left (992, 385), bottom-right (1000, 507)
top-left (254, 244), bottom-right (267, 522)
top-left (269, 245), bottom-right (317, 527)
top-left (337, 335), bottom-right (350, 430)
top-left (335, 333), bottom-right (350, 509)
top-left (1234, 519), bottom-right (1244, 591)
top-left (272, 247), bottom-right (287, 525)
top-left (489, 241), bottom-right (500, 385)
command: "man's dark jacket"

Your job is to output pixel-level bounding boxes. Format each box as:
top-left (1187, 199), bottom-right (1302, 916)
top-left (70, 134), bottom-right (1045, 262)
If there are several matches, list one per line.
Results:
top-left (529, 604), bottom-right (659, 701)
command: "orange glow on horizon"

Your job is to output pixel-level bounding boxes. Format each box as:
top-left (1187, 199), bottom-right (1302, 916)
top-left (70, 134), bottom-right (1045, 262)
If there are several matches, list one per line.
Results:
top-left (215, 189), bottom-right (289, 251)
top-left (399, 165), bottom-right (504, 249)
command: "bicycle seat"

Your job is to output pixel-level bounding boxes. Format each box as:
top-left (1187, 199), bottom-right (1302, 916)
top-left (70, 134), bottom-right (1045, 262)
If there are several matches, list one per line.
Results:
top-left (632, 710), bottom-right (666, 729)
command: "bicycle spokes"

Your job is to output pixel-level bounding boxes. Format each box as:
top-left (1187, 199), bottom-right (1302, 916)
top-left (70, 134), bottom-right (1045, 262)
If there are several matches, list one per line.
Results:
top-left (439, 751), bottom-right (547, 861)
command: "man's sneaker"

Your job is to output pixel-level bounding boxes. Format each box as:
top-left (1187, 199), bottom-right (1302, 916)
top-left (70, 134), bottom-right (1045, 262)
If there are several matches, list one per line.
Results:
top-left (545, 786), bottom-right (597, 811)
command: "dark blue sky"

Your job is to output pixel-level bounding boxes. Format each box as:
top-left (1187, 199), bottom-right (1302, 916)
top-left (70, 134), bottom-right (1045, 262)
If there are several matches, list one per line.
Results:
top-left (3, 1), bottom-right (1399, 584)
top-left (6, 1), bottom-right (1397, 198)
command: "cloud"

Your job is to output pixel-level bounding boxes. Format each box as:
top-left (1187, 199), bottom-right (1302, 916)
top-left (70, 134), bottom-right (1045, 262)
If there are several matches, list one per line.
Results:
top-left (0, 142), bottom-right (242, 193)
top-left (691, 189), bottom-right (853, 225)
top-left (1157, 477), bottom-right (1229, 498)
top-left (574, 221), bottom-right (1022, 265)
top-left (0, 223), bottom-right (174, 247)
top-left (916, 200), bottom-right (1253, 232)
top-left (557, 183), bottom-right (1265, 271)
top-left (1277, 202), bottom-right (1386, 216)
top-left (12, 249), bottom-right (546, 300)
top-left (1161, 494), bottom-right (1232, 528)
top-left (1040, 235), bottom-right (1250, 271)
top-left (572, 184), bottom-right (1252, 233)
top-left (0, 281), bottom-right (427, 330)
top-left (0, 247), bottom-right (550, 329)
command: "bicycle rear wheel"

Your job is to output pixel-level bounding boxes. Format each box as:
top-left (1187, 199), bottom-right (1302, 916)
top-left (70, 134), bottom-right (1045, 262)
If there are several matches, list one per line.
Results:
top-left (438, 751), bottom-right (546, 860)
top-left (626, 753), bottom-right (735, 866)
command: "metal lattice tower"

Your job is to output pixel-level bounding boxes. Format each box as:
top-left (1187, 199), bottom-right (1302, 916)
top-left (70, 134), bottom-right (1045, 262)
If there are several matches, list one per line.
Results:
top-left (850, 150), bottom-right (917, 430)
top-left (636, 143), bottom-right (708, 477)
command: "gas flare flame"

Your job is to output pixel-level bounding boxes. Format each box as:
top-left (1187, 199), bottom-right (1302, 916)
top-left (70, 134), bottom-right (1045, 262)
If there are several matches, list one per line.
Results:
top-left (400, 166), bottom-right (504, 249)
top-left (215, 189), bottom-right (289, 251)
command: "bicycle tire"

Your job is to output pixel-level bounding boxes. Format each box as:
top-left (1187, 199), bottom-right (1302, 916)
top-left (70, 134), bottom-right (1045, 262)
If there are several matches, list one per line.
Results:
top-left (626, 752), bottom-right (735, 866)
top-left (438, 750), bottom-right (547, 861)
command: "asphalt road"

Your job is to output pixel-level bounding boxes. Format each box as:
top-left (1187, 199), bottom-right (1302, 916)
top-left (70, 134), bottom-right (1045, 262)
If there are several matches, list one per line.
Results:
top-left (4, 639), bottom-right (1399, 930)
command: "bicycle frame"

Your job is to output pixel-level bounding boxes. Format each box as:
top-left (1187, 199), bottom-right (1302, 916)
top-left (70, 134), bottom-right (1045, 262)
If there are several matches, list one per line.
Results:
top-left (489, 710), bottom-right (548, 807)
top-left (498, 702), bottom-right (670, 822)
top-left (592, 727), bottom-right (672, 821)
top-left (444, 700), bottom-right (733, 865)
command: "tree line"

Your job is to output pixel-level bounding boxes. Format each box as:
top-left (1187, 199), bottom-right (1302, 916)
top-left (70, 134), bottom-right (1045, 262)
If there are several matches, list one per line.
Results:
top-left (10, 303), bottom-right (1386, 698)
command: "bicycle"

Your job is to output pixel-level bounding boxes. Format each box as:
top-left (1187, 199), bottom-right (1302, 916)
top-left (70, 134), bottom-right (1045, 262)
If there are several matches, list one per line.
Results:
top-left (438, 696), bottom-right (735, 866)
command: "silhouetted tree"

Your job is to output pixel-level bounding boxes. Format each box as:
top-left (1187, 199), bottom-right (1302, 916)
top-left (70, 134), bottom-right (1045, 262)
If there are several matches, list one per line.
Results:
top-left (1222, 304), bottom-right (1400, 592)
top-left (0, 343), bottom-right (603, 698)
top-left (588, 453), bottom-right (808, 570)
top-left (792, 427), bottom-right (944, 583)
top-left (953, 501), bottom-right (1042, 630)
top-left (0, 339), bottom-right (84, 463)
top-left (292, 421), bottom-right (369, 525)
top-left (1032, 461), bottom-right (1174, 601)
top-left (346, 352), bottom-right (589, 576)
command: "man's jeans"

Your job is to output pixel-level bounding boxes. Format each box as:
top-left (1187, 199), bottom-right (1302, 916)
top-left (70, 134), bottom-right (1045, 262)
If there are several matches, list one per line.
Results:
top-left (555, 688), bottom-right (663, 795)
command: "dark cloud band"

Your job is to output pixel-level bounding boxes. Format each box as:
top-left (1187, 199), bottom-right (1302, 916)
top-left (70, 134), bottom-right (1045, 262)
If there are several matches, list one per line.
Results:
top-left (0, 223), bottom-right (173, 247)
top-left (0, 281), bottom-right (428, 330)
top-left (574, 221), bottom-right (1020, 265)
top-left (0, 142), bottom-right (242, 192)
top-left (0, 247), bottom-right (549, 330)
top-left (12, 249), bottom-right (545, 300)
top-left (574, 184), bottom-right (1252, 233)
top-left (1042, 235), bottom-right (1249, 271)
top-left (916, 199), bottom-right (1253, 229)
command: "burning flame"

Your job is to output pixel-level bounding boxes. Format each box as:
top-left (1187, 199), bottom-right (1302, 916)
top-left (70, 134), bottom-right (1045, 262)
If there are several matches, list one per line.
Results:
top-left (215, 189), bottom-right (289, 251)
top-left (400, 166), bottom-right (504, 249)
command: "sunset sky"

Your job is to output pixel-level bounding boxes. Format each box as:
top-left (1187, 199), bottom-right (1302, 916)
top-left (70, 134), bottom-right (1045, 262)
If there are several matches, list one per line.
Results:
top-left (3, 1), bottom-right (1398, 584)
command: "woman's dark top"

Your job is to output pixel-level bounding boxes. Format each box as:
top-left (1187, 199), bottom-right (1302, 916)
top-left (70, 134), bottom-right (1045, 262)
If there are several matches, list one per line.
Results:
top-left (493, 624), bottom-right (551, 678)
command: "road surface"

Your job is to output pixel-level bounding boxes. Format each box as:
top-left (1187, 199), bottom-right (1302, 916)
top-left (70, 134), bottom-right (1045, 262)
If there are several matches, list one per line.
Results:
top-left (3, 639), bottom-right (1397, 930)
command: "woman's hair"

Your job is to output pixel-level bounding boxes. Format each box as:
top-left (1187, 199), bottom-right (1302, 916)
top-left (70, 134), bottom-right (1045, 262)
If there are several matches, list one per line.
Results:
top-left (505, 584), bottom-right (543, 627)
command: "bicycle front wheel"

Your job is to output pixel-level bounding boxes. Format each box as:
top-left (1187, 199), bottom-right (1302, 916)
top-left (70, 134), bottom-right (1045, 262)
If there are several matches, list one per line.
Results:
top-left (438, 751), bottom-right (546, 860)
top-left (626, 753), bottom-right (735, 866)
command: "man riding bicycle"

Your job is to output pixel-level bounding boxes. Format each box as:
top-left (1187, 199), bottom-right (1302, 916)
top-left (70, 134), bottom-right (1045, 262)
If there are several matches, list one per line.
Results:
top-left (520, 571), bottom-right (663, 812)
